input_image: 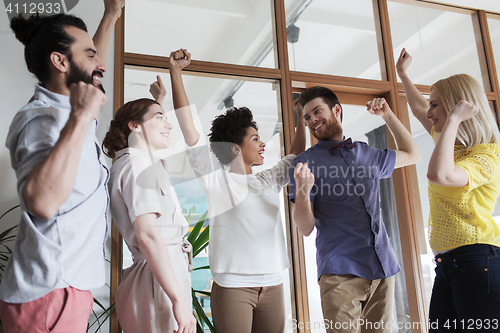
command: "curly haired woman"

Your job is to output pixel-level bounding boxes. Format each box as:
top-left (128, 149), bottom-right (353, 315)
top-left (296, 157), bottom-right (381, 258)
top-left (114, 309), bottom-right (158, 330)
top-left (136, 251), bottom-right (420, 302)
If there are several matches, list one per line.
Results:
top-left (150, 49), bottom-right (306, 333)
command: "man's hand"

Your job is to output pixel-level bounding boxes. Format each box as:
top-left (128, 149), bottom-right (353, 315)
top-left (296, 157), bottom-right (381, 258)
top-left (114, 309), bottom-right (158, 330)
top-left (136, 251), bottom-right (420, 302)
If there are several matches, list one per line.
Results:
top-left (103, 0), bottom-right (125, 20)
top-left (169, 49), bottom-right (191, 72)
top-left (294, 162), bottom-right (315, 197)
top-left (69, 82), bottom-right (107, 122)
top-left (150, 75), bottom-right (167, 105)
top-left (366, 97), bottom-right (392, 118)
top-left (293, 99), bottom-right (303, 119)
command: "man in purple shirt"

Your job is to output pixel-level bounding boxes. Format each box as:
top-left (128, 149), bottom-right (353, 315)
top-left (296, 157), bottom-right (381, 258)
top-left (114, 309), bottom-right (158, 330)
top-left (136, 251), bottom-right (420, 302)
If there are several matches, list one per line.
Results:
top-left (290, 86), bottom-right (421, 333)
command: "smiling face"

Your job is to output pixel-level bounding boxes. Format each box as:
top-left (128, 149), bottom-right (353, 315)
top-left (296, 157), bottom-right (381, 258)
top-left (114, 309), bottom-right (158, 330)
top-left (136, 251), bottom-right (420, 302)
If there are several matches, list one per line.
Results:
top-left (239, 126), bottom-right (266, 172)
top-left (427, 89), bottom-right (448, 133)
top-left (303, 97), bottom-right (343, 141)
top-left (65, 26), bottom-right (106, 92)
top-left (140, 104), bottom-right (173, 152)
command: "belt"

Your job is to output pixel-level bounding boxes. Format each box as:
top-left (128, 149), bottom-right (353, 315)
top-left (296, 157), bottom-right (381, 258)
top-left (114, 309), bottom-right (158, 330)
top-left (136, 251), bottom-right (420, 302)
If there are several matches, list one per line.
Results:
top-left (434, 244), bottom-right (500, 264)
top-left (132, 239), bottom-right (193, 272)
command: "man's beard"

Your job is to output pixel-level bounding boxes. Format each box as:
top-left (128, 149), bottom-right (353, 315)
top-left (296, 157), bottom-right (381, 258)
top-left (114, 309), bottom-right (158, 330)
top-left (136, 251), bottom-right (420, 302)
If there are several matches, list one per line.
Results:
top-left (66, 60), bottom-right (105, 94)
top-left (311, 121), bottom-right (343, 141)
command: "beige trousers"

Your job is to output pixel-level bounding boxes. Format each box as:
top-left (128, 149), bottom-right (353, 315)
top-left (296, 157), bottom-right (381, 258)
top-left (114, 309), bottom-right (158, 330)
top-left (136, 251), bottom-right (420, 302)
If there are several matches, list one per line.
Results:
top-left (211, 282), bottom-right (285, 333)
top-left (319, 274), bottom-right (395, 333)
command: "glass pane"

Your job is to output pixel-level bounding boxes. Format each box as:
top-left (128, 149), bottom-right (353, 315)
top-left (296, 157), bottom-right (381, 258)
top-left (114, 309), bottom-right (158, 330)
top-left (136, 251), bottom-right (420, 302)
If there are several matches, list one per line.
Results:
top-left (124, 0), bottom-right (276, 68)
top-left (388, 1), bottom-right (490, 90)
top-left (406, 96), bottom-right (435, 309)
top-left (284, 0), bottom-right (384, 80)
top-left (301, 102), bottom-right (411, 332)
top-left (488, 14), bottom-right (500, 83)
top-left (123, 68), bottom-right (294, 330)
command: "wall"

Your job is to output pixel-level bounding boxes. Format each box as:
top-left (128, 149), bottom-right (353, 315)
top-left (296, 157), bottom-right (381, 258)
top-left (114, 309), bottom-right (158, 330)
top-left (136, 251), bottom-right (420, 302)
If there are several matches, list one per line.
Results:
top-left (0, 2), bottom-right (115, 332)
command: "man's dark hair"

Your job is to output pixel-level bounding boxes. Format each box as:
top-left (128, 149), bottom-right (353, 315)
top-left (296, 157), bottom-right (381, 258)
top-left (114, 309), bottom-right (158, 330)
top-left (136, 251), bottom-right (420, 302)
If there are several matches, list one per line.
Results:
top-left (298, 86), bottom-right (343, 121)
top-left (208, 107), bottom-right (258, 165)
top-left (10, 14), bottom-right (88, 84)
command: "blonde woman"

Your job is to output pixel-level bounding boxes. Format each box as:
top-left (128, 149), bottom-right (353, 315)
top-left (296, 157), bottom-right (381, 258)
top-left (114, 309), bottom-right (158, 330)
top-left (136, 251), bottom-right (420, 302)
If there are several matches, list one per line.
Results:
top-left (397, 48), bottom-right (500, 331)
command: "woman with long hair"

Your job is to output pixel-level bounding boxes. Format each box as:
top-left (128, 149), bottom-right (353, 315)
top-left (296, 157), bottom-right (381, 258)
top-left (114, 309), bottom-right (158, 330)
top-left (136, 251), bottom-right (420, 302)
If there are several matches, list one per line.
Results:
top-left (397, 48), bottom-right (500, 330)
top-left (151, 49), bottom-right (306, 333)
top-left (102, 96), bottom-right (196, 333)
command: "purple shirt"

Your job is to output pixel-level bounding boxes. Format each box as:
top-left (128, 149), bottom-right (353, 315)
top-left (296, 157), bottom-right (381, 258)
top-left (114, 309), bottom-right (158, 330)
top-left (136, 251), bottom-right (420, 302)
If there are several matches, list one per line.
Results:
top-left (290, 140), bottom-right (400, 280)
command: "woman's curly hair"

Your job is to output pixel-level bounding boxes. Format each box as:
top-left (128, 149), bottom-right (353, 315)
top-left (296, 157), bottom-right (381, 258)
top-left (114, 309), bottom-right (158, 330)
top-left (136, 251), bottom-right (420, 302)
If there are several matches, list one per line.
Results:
top-left (208, 107), bottom-right (258, 165)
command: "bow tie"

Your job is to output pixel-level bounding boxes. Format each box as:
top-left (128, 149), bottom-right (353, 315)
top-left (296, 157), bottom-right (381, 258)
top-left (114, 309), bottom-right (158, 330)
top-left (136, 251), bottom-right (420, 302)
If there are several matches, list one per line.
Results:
top-left (330, 138), bottom-right (354, 154)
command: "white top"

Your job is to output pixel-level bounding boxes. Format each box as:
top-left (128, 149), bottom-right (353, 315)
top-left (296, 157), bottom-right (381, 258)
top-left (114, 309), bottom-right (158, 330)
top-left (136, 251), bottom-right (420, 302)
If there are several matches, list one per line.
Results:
top-left (186, 138), bottom-right (293, 287)
top-left (214, 272), bottom-right (283, 288)
top-left (108, 148), bottom-right (189, 251)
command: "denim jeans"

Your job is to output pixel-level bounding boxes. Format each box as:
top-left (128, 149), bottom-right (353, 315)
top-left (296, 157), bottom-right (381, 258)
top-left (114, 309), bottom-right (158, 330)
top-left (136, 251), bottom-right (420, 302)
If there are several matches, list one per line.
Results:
top-left (429, 244), bottom-right (500, 332)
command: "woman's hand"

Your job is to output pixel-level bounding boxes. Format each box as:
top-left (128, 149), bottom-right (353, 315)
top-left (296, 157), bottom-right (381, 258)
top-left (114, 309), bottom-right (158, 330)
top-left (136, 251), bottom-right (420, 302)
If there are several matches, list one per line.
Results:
top-left (170, 49), bottom-right (191, 72)
top-left (396, 48), bottom-right (412, 77)
top-left (172, 301), bottom-right (197, 333)
top-left (448, 100), bottom-right (479, 123)
top-left (150, 75), bottom-right (167, 105)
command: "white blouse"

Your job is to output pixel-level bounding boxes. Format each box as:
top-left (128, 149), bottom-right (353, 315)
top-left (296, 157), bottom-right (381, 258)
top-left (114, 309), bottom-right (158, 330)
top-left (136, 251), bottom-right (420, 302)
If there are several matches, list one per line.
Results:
top-left (186, 139), bottom-right (294, 287)
top-left (108, 148), bottom-right (189, 253)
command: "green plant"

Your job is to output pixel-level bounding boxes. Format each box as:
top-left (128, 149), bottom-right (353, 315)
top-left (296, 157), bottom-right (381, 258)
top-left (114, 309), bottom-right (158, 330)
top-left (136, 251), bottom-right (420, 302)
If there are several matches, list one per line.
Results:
top-left (0, 205), bottom-right (20, 281)
top-left (0, 205), bottom-right (115, 333)
top-left (86, 260), bottom-right (116, 332)
top-left (186, 211), bottom-right (215, 333)
top-left (0, 205), bottom-right (20, 333)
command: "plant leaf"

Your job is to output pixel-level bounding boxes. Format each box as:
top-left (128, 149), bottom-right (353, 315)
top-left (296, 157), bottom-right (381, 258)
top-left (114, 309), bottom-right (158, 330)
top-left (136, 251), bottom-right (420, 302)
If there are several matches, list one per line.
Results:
top-left (192, 289), bottom-right (215, 332)
top-left (187, 218), bottom-right (203, 245)
top-left (0, 205), bottom-right (20, 220)
top-left (192, 289), bottom-right (211, 297)
top-left (193, 265), bottom-right (210, 271)
top-left (92, 297), bottom-right (107, 312)
top-left (193, 241), bottom-right (209, 258)
top-left (0, 225), bottom-right (18, 243)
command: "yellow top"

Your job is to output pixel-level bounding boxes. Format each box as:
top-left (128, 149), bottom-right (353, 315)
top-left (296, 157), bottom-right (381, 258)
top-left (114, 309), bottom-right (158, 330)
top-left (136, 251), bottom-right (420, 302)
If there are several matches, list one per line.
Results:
top-left (428, 128), bottom-right (500, 251)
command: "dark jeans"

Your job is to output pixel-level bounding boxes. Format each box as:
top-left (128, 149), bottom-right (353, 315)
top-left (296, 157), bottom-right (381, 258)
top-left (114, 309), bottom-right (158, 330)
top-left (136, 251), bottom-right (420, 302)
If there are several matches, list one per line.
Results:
top-left (429, 244), bottom-right (500, 332)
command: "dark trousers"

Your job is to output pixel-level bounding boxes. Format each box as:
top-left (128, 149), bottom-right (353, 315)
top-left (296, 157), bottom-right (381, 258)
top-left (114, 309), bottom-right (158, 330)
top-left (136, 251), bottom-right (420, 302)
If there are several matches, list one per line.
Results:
top-left (429, 244), bottom-right (500, 332)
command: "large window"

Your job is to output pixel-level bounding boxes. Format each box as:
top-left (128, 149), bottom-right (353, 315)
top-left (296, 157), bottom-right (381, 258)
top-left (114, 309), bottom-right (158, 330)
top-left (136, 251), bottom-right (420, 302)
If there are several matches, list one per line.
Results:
top-left (123, 67), bottom-right (295, 329)
top-left (388, 1), bottom-right (490, 89)
top-left (302, 102), bottom-right (412, 333)
top-left (284, 0), bottom-right (385, 80)
top-left (124, 0), bottom-right (277, 68)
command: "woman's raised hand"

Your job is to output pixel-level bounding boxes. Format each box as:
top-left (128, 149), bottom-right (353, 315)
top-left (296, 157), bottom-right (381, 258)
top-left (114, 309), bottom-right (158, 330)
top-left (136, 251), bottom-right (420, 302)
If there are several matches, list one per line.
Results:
top-left (396, 48), bottom-right (412, 77)
top-left (449, 100), bottom-right (479, 123)
top-left (169, 49), bottom-right (191, 71)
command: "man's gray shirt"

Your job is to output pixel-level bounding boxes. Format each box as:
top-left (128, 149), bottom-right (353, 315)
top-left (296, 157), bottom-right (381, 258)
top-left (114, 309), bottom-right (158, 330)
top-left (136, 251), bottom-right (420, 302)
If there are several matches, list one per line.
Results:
top-left (1, 84), bottom-right (109, 303)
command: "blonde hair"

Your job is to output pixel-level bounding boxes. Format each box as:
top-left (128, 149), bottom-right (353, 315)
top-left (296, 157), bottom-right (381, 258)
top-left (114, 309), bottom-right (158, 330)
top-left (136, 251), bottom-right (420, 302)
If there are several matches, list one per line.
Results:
top-left (431, 74), bottom-right (500, 149)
